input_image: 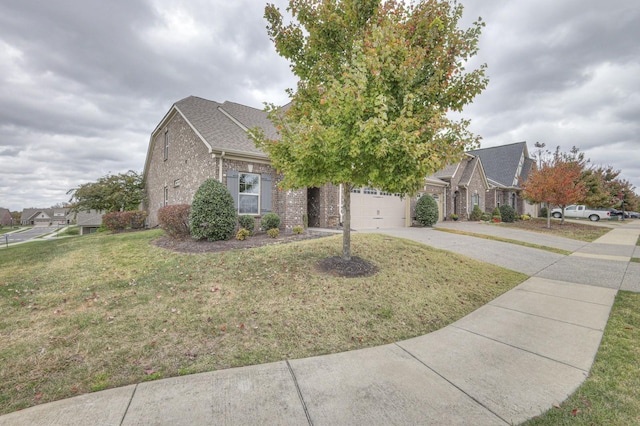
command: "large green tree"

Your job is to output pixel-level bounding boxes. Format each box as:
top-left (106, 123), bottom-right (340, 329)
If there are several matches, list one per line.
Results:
top-left (255, 0), bottom-right (488, 260)
top-left (67, 171), bottom-right (145, 213)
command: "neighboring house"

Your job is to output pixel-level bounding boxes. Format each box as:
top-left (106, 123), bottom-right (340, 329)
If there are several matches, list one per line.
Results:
top-left (424, 154), bottom-right (490, 221)
top-left (0, 208), bottom-right (13, 226)
top-left (468, 141), bottom-right (537, 216)
top-left (74, 210), bottom-right (104, 235)
top-left (20, 208), bottom-right (72, 226)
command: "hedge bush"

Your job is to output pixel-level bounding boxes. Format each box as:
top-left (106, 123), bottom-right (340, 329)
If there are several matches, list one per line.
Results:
top-left (469, 205), bottom-right (483, 221)
top-left (102, 210), bottom-right (147, 231)
top-left (238, 215), bottom-right (256, 235)
top-left (261, 212), bottom-right (281, 230)
top-left (158, 204), bottom-right (191, 238)
top-left (189, 179), bottom-right (237, 241)
top-left (415, 195), bottom-right (439, 226)
top-left (499, 204), bottom-right (516, 223)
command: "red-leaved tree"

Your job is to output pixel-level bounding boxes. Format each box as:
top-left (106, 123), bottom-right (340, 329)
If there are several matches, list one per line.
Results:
top-left (522, 148), bottom-right (587, 228)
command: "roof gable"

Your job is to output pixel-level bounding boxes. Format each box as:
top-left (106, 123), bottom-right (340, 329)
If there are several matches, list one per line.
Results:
top-left (468, 141), bottom-right (531, 188)
top-left (173, 96), bottom-right (271, 158)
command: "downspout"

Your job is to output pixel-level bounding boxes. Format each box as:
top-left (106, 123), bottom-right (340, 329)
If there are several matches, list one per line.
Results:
top-left (218, 151), bottom-right (226, 182)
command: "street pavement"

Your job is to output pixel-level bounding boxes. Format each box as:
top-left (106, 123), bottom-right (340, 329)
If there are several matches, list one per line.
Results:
top-left (1, 226), bottom-right (61, 245)
top-left (1, 220), bottom-right (639, 425)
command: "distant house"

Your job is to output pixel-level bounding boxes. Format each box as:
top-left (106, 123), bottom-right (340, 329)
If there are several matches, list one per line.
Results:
top-left (468, 142), bottom-right (537, 216)
top-left (421, 154), bottom-right (490, 221)
top-left (0, 208), bottom-right (13, 226)
top-left (21, 208), bottom-right (72, 226)
top-left (74, 210), bottom-right (104, 235)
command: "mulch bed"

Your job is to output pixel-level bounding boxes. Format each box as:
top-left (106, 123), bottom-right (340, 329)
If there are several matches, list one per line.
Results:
top-left (152, 230), bottom-right (378, 277)
top-left (151, 230), bottom-right (329, 253)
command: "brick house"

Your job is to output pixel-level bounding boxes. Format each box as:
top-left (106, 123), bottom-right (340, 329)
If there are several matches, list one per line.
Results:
top-left (422, 154), bottom-right (490, 221)
top-left (468, 142), bottom-right (537, 216)
top-left (143, 96), bottom-right (321, 230)
top-left (0, 208), bottom-right (13, 226)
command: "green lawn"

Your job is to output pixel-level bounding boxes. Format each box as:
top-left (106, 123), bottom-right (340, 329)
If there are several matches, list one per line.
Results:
top-left (0, 230), bottom-right (525, 415)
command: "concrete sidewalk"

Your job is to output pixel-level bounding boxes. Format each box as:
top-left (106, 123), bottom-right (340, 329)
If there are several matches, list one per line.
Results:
top-left (2, 222), bottom-right (639, 425)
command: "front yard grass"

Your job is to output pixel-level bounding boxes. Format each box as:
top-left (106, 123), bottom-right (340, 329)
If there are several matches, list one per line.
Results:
top-left (0, 230), bottom-right (525, 415)
top-left (524, 291), bottom-right (640, 425)
top-left (500, 218), bottom-right (610, 242)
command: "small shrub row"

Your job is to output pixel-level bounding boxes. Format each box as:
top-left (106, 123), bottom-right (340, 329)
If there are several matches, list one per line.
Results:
top-left (236, 228), bottom-right (250, 240)
top-left (238, 215), bottom-right (255, 235)
top-left (158, 204), bottom-right (191, 238)
top-left (261, 212), bottom-right (280, 230)
top-left (267, 228), bottom-right (279, 238)
top-left (102, 210), bottom-right (147, 232)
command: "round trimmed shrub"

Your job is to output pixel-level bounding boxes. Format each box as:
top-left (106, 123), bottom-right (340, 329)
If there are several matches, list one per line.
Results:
top-left (261, 212), bottom-right (280, 230)
top-left (499, 204), bottom-right (516, 223)
top-left (189, 178), bottom-right (237, 241)
top-left (238, 215), bottom-right (255, 235)
top-left (539, 207), bottom-right (548, 218)
top-left (415, 195), bottom-right (439, 227)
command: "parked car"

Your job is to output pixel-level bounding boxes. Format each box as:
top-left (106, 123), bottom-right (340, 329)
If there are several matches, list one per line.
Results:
top-left (628, 211), bottom-right (639, 219)
top-left (551, 205), bottom-right (610, 222)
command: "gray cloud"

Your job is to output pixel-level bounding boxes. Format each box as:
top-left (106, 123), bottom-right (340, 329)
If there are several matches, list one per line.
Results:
top-left (0, 0), bottom-right (638, 211)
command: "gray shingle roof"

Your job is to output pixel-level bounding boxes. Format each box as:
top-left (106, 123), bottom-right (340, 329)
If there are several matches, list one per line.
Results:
top-left (458, 157), bottom-right (479, 187)
top-left (468, 142), bottom-right (530, 188)
top-left (432, 163), bottom-right (460, 180)
top-left (174, 96), bottom-right (275, 158)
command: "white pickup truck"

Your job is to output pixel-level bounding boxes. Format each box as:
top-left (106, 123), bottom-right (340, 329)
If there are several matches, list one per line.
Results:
top-left (551, 205), bottom-right (610, 222)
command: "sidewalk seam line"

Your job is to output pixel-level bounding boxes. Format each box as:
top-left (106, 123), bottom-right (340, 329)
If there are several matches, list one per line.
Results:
top-left (119, 384), bottom-right (138, 426)
top-left (507, 288), bottom-right (615, 307)
top-left (286, 360), bottom-right (313, 426)
top-left (394, 343), bottom-right (511, 425)
top-left (486, 303), bottom-right (608, 331)
top-left (450, 325), bottom-right (590, 373)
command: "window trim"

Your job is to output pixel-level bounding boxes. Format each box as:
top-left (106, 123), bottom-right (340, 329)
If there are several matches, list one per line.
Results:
top-left (238, 172), bottom-right (260, 215)
top-left (163, 186), bottom-right (168, 206)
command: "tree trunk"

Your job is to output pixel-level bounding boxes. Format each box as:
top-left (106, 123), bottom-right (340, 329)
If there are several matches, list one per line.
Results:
top-left (560, 206), bottom-right (566, 225)
top-left (546, 206), bottom-right (551, 229)
top-left (341, 183), bottom-right (351, 261)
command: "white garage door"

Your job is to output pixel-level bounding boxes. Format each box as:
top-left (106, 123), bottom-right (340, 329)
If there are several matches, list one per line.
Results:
top-left (350, 187), bottom-right (407, 229)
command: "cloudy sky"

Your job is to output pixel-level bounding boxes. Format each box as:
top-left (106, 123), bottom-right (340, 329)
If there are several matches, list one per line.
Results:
top-left (1, 0), bottom-right (638, 211)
